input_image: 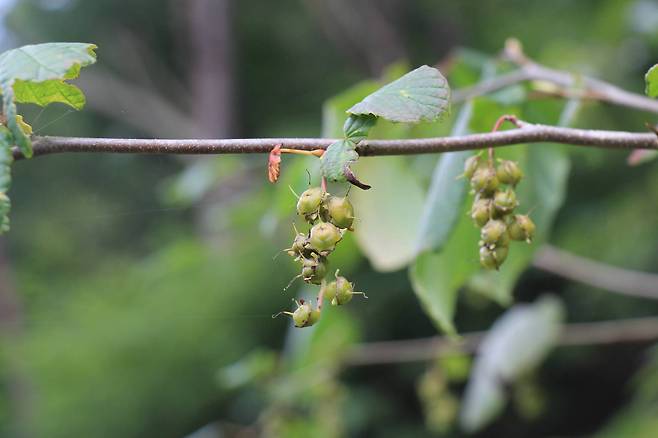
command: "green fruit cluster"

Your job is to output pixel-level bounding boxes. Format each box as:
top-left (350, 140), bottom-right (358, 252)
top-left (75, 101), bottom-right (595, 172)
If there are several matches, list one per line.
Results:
top-left (464, 154), bottom-right (536, 270)
top-left (277, 186), bottom-right (364, 328)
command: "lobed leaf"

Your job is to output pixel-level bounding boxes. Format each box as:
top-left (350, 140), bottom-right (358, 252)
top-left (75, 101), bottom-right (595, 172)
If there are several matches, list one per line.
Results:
top-left (347, 65), bottom-right (450, 123)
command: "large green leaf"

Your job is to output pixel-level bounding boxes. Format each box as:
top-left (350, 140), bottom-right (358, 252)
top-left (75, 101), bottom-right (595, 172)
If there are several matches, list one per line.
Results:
top-left (645, 64), bottom-right (658, 98)
top-left (409, 211), bottom-right (481, 334)
top-left (350, 156), bottom-right (425, 271)
top-left (414, 101), bottom-right (473, 254)
top-left (347, 65), bottom-right (450, 123)
top-left (459, 296), bottom-right (564, 433)
top-left (0, 43), bottom-right (97, 157)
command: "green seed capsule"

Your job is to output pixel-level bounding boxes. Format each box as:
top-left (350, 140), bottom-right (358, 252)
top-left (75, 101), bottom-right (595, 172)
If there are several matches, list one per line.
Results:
top-left (493, 189), bottom-right (518, 215)
top-left (462, 154), bottom-right (481, 179)
top-left (309, 222), bottom-right (342, 254)
top-left (479, 245), bottom-right (509, 270)
top-left (287, 233), bottom-right (309, 257)
top-left (290, 300), bottom-right (321, 328)
top-left (322, 280), bottom-right (337, 302)
top-left (323, 196), bottom-right (355, 229)
top-left (508, 214), bottom-right (536, 243)
top-left (480, 220), bottom-right (507, 245)
top-left (471, 197), bottom-right (492, 227)
top-left (297, 187), bottom-right (324, 220)
top-left (470, 167), bottom-right (499, 195)
top-left (496, 160), bottom-right (523, 186)
top-left (301, 256), bottom-right (328, 284)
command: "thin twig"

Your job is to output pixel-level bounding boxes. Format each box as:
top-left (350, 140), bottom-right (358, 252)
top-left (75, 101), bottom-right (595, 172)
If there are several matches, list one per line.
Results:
top-left (453, 38), bottom-right (658, 114)
top-left (12, 121), bottom-right (658, 160)
top-left (345, 316), bottom-right (658, 366)
top-left (533, 245), bottom-right (658, 300)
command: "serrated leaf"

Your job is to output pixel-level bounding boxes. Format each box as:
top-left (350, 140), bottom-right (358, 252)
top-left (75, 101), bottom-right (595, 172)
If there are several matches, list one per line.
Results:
top-left (415, 101), bottom-right (473, 254)
top-left (645, 64), bottom-right (658, 98)
top-left (320, 139), bottom-right (358, 183)
top-left (343, 114), bottom-right (377, 142)
top-left (460, 296), bottom-right (564, 433)
top-left (347, 65), bottom-right (450, 123)
top-left (0, 42), bottom-right (97, 157)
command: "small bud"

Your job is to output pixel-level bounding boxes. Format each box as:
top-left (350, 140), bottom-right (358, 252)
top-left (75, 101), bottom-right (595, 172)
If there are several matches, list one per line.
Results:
top-left (296, 187), bottom-right (324, 220)
top-left (508, 214), bottom-right (536, 243)
top-left (286, 233), bottom-right (309, 258)
top-left (479, 245), bottom-right (509, 270)
top-left (496, 160), bottom-right (523, 186)
top-left (323, 196), bottom-right (355, 229)
top-left (470, 197), bottom-right (492, 227)
top-left (480, 220), bottom-right (507, 245)
top-left (301, 256), bottom-right (328, 285)
top-left (493, 189), bottom-right (518, 215)
top-left (470, 167), bottom-right (499, 195)
top-left (461, 154), bottom-right (481, 179)
top-left (309, 222), bottom-right (342, 254)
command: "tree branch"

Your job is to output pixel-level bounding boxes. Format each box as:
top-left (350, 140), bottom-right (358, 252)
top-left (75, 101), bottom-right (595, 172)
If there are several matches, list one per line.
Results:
top-left (453, 39), bottom-right (658, 114)
top-left (12, 120), bottom-right (658, 160)
top-left (533, 245), bottom-right (658, 300)
top-left (345, 317), bottom-right (658, 366)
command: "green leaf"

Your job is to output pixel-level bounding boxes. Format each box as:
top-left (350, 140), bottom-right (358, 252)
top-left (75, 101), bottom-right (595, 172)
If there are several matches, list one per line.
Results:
top-left (0, 125), bottom-right (14, 233)
top-left (14, 79), bottom-right (86, 109)
top-left (320, 139), bottom-right (358, 183)
top-left (415, 101), bottom-right (473, 254)
top-left (409, 203), bottom-right (481, 334)
top-left (460, 296), bottom-right (564, 433)
top-left (645, 64), bottom-right (658, 98)
top-left (343, 114), bottom-right (377, 142)
top-left (0, 43), bottom-right (97, 157)
top-left (350, 156), bottom-right (425, 271)
top-left (347, 65), bottom-right (450, 123)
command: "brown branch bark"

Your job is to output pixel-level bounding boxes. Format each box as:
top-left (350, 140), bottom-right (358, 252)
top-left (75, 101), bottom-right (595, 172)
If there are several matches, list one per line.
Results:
top-left (12, 121), bottom-right (658, 160)
top-left (345, 317), bottom-right (658, 366)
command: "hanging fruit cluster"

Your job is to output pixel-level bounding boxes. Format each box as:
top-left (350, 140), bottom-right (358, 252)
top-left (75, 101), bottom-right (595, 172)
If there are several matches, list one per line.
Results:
top-left (275, 186), bottom-right (366, 328)
top-left (464, 153), bottom-right (536, 270)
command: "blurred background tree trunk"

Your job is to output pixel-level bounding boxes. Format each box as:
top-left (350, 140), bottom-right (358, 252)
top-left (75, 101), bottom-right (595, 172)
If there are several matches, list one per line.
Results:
top-left (187, 0), bottom-right (236, 138)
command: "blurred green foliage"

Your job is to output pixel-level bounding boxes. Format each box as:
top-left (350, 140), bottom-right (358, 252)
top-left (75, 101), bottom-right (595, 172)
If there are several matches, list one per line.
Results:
top-left (0, 0), bottom-right (657, 437)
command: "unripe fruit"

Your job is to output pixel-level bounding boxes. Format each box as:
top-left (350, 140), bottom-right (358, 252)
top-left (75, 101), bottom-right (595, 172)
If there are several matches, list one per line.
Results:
top-left (322, 280), bottom-right (337, 302)
top-left (330, 275), bottom-right (354, 305)
top-left (287, 233), bottom-right (309, 257)
top-left (471, 197), bottom-right (492, 227)
top-left (462, 154), bottom-right (481, 179)
top-left (301, 257), bottom-right (328, 285)
top-left (479, 245), bottom-right (509, 270)
top-left (496, 160), bottom-right (523, 186)
top-left (323, 196), bottom-right (355, 229)
top-left (480, 220), bottom-right (507, 245)
top-left (290, 300), bottom-right (321, 328)
top-left (493, 189), bottom-right (518, 215)
top-left (508, 214), bottom-right (536, 243)
top-left (470, 167), bottom-right (499, 195)
top-left (309, 222), bottom-right (342, 254)
top-left (297, 187), bottom-right (323, 220)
